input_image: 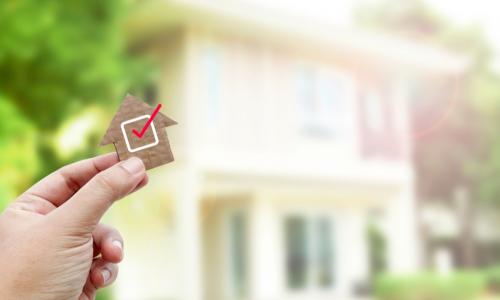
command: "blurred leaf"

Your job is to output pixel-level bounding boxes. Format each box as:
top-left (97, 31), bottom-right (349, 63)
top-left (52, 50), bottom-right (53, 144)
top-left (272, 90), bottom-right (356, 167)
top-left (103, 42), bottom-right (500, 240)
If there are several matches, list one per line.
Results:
top-left (0, 95), bottom-right (38, 204)
top-left (375, 272), bottom-right (486, 300)
top-left (0, 0), bottom-right (153, 195)
top-left (96, 287), bottom-right (113, 300)
top-left (357, 0), bottom-right (500, 208)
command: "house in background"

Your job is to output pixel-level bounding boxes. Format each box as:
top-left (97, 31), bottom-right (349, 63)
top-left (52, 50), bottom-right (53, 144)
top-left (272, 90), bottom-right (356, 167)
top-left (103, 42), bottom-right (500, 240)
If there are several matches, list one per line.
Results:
top-left (115, 1), bottom-right (466, 299)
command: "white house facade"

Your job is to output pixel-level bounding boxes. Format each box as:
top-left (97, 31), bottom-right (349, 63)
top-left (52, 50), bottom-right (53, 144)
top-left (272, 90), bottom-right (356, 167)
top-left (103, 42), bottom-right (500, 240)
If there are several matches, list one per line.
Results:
top-left (114, 1), bottom-right (466, 300)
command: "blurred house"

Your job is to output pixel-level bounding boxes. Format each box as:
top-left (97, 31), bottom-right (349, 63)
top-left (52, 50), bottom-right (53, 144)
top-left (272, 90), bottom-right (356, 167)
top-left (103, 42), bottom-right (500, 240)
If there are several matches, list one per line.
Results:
top-left (117, 1), bottom-right (466, 300)
top-left (420, 188), bottom-right (500, 270)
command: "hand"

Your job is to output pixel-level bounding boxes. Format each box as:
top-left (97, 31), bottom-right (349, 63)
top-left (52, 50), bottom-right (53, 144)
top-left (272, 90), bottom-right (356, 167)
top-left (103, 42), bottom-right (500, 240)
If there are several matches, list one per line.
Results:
top-left (0, 153), bottom-right (148, 300)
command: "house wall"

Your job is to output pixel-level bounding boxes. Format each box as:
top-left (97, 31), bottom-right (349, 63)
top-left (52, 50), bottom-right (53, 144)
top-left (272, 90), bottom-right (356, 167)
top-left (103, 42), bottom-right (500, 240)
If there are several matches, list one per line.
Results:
top-left (119, 24), bottom-right (420, 300)
top-left (134, 30), bottom-right (206, 300)
top-left (178, 27), bottom-right (414, 185)
top-left (189, 28), bottom-right (359, 158)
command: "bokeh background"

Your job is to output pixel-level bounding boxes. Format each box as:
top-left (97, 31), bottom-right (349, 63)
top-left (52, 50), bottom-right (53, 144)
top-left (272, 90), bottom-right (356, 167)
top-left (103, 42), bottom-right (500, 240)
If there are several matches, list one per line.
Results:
top-left (2, 0), bottom-right (500, 299)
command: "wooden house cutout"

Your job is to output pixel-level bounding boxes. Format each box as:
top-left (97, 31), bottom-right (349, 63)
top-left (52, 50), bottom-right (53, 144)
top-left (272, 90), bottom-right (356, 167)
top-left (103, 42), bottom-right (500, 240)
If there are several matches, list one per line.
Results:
top-left (100, 94), bottom-right (177, 170)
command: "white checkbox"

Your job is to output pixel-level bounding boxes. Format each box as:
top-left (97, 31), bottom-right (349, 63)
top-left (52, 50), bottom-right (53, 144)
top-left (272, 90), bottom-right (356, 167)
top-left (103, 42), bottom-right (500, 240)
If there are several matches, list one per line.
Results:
top-left (121, 115), bottom-right (159, 153)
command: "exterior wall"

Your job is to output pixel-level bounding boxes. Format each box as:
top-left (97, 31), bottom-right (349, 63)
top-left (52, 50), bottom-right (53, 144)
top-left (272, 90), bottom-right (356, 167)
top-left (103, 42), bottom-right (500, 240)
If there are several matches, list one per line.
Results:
top-left (185, 26), bottom-right (417, 299)
top-left (190, 29), bottom-right (297, 162)
top-left (119, 24), bottom-right (419, 300)
top-left (183, 28), bottom-right (413, 175)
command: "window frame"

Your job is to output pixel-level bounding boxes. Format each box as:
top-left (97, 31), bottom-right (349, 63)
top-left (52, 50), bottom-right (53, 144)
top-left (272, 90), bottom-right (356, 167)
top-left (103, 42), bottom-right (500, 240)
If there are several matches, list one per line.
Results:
top-left (282, 210), bottom-right (339, 296)
top-left (295, 63), bottom-right (353, 140)
top-left (201, 44), bottom-right (223, 126)
top-left (223, 208), bottom-right (249, 300)
top-left (358, 80), bottom-right (402, 160)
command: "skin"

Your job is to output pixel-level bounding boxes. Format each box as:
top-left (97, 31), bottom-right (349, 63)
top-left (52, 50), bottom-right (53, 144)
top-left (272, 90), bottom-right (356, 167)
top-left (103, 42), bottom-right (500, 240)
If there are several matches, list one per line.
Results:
top-left (0, 153), bottom-right (148, 300)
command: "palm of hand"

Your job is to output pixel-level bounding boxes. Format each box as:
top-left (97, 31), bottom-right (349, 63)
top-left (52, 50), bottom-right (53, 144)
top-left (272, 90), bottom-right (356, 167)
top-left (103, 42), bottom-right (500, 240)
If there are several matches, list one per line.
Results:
top-left (0, 154), bottom-right (147, 300)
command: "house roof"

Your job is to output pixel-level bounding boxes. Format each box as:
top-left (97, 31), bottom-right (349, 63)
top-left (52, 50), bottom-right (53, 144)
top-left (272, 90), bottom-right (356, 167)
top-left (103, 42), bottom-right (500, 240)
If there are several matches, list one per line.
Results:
top-left (100, 94), bottom-right (177, 146)
top-left (125, 0), bottom-right (469, 75)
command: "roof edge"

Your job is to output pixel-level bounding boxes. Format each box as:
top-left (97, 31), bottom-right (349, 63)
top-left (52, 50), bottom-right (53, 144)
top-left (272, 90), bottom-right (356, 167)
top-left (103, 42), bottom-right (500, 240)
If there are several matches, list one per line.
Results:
top-left (126, 0), bottom-right (469, 75)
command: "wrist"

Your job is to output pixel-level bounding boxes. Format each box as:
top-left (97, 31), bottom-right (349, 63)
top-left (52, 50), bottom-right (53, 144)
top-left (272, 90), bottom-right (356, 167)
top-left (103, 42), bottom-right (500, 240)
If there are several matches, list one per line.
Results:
top-left (0, 270), bottom-right (31, 300)
top-left (0, 282), bottom-right (17, 300)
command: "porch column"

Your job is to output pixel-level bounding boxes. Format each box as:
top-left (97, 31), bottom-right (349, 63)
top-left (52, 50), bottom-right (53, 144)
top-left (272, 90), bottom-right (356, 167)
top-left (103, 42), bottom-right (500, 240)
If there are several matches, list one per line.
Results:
top-left (175, 165), bottom-right (202, 300)
top-left (249, 193), bottom-right (281, 300)
top-left (386, 185), bottom-right (421, 273)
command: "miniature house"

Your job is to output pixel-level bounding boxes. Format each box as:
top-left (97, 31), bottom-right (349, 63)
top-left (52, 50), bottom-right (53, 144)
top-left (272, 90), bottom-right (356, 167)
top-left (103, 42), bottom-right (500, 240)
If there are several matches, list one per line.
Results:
top-left (100, 94), bottom-right (177, 170)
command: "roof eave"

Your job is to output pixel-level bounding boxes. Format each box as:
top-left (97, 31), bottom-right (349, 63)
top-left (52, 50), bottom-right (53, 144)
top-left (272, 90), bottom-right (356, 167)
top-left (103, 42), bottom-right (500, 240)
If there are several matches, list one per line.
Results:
top-left (126, 0), bottom-right (469, 75)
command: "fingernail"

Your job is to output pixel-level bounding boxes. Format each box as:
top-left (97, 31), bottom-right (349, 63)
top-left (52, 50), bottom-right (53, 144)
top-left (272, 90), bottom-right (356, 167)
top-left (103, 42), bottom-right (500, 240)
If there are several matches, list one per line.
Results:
top-left (101, 268), bottom-right (111, 284)
top-left (113, 240), bottom-right (124, 259)
top-left (121, 157), bottom-right (144, 174)
top-left (113, 240), bottom-right (123, 251)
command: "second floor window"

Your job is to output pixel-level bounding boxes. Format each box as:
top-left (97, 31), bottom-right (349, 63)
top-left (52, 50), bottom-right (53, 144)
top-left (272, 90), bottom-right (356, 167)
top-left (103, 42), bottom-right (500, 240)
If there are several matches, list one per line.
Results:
top-left (359, 83), bottom-right (401, 160)
top-left (202, 46), bottom-right (221, 125)
top-left (296, 67), bottom-right (349, 138)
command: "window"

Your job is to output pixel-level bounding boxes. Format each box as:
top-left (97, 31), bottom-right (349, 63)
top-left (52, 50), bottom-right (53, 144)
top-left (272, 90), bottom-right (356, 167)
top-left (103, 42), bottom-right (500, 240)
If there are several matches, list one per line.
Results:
top-left (228, 212), bottom-right (248, 297)
top-left (359, 84), bottom-right (401, 159)
top-left (285, 217), bottom-right (308, 289)
top-left (364, 91), bottom-right (384, 132)
top-left (202, 46), bottom-right (221, 124)
top-left (316, 218), bottom-right (334, 287)
top-left (296, 67), bottom-right (348, 138)
top-left (143, 83), bottom-right (158, 105)
top-left (285, 216), bottom-right (336, 291)
top-left (128, 81), bottom-right (158, 105)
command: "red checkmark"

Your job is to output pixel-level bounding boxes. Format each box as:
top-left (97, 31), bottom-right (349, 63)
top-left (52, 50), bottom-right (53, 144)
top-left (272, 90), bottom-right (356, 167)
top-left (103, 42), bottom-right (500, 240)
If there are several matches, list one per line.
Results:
top-left (132, 103), bottom-right (162, 138)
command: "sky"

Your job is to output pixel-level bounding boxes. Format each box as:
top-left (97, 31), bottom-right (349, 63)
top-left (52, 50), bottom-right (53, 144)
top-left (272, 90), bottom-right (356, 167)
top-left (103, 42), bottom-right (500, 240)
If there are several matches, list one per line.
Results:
top-left (247, 0), bottom-right (500, 72)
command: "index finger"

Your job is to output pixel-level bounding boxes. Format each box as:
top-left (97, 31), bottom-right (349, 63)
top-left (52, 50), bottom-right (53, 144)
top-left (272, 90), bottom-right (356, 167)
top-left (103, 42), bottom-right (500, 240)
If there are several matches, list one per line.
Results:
top-left (22, 153), bottom-right (120, 207)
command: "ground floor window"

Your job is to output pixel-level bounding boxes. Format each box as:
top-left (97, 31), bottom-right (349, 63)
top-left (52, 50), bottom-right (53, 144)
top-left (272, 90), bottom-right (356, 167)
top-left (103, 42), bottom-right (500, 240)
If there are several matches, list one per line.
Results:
top-left (285, 215), bottom-right (336, 291)
top-left (228, 211), bottom-right (248, 297)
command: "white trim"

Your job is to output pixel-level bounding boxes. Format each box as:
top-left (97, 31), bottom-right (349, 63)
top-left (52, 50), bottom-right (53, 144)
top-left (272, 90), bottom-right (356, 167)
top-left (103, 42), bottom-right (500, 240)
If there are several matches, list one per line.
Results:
top-left (120, 115), bottom-right (159, 153)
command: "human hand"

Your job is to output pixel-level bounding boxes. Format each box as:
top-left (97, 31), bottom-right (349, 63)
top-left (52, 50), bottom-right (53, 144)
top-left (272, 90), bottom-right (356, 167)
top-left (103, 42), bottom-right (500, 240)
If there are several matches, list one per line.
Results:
top-left (0, 153), bottom-right (148, 300)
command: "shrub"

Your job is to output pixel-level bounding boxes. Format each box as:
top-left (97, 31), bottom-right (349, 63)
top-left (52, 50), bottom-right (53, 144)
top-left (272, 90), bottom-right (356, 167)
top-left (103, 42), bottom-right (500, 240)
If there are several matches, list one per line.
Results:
top-left (96, 288), bottom-right (113, 300)
top-left (375, 272), bottom-right (486, 300)
top-left (484, 266), bottom-right (500, 292)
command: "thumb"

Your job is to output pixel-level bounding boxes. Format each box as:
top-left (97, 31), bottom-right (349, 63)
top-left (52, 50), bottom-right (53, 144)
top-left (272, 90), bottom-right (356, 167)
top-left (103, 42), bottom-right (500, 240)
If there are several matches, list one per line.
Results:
top-left (51, 157), bottom-right (146, 228)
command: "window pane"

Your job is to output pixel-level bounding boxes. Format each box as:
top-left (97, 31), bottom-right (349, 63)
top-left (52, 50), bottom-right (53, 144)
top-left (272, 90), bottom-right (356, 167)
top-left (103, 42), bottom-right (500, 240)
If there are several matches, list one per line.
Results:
top-left (203, 47), bottom-right (221, 124)
top-left (316, 217), bottom-right (334, 287)
top-left (364, 91), bottom-right (384, 132)
top-left (359, 86), bottom-right (401, 159)
top-left (297, 68), bottom-right (317, 122)
top-left (285, 217), bottom-right (308, 289)
top-left (296, 68), bottom-right (347, 138)
top-left (229, 212), bottom-right (247, 297)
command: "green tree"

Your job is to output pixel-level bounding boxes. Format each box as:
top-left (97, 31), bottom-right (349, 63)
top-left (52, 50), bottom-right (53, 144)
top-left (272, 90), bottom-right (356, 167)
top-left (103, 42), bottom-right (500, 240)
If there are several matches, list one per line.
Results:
top-left (357, 0), bottom-right (499, 200)
top-left (357, 0), bottom-right (500, 266)
top-left (0, 96), bottom-right (38, 210)
top-left (0, 1), bottom-right (150, 207)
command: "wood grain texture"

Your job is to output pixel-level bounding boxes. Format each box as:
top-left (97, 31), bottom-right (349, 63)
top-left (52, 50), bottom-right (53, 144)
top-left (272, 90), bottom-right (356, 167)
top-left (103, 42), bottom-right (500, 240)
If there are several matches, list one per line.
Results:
top-left (101, 94), bottom-right (176, 170)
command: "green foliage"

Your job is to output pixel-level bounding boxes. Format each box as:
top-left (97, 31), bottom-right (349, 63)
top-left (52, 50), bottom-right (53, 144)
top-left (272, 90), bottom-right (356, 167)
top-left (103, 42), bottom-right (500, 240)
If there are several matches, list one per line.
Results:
top-left (367, 223), bottom-right (387, 278)
top-left (96, 287), bottom-right (113, 300)
top-left (0, 0), bottom-right (151, 204)
top-left (357, 0), bottom-right (500, 207)
top-left (0, 95), bottom-right (38, 208)
top-left (484, 266), bottom-right (500, 292)
top-left (356, 0), bottom-right (445, 38)
top-left (0, 0), bottom-right (143, 129)
top-left (375, 272), bottom-right (486, 300)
